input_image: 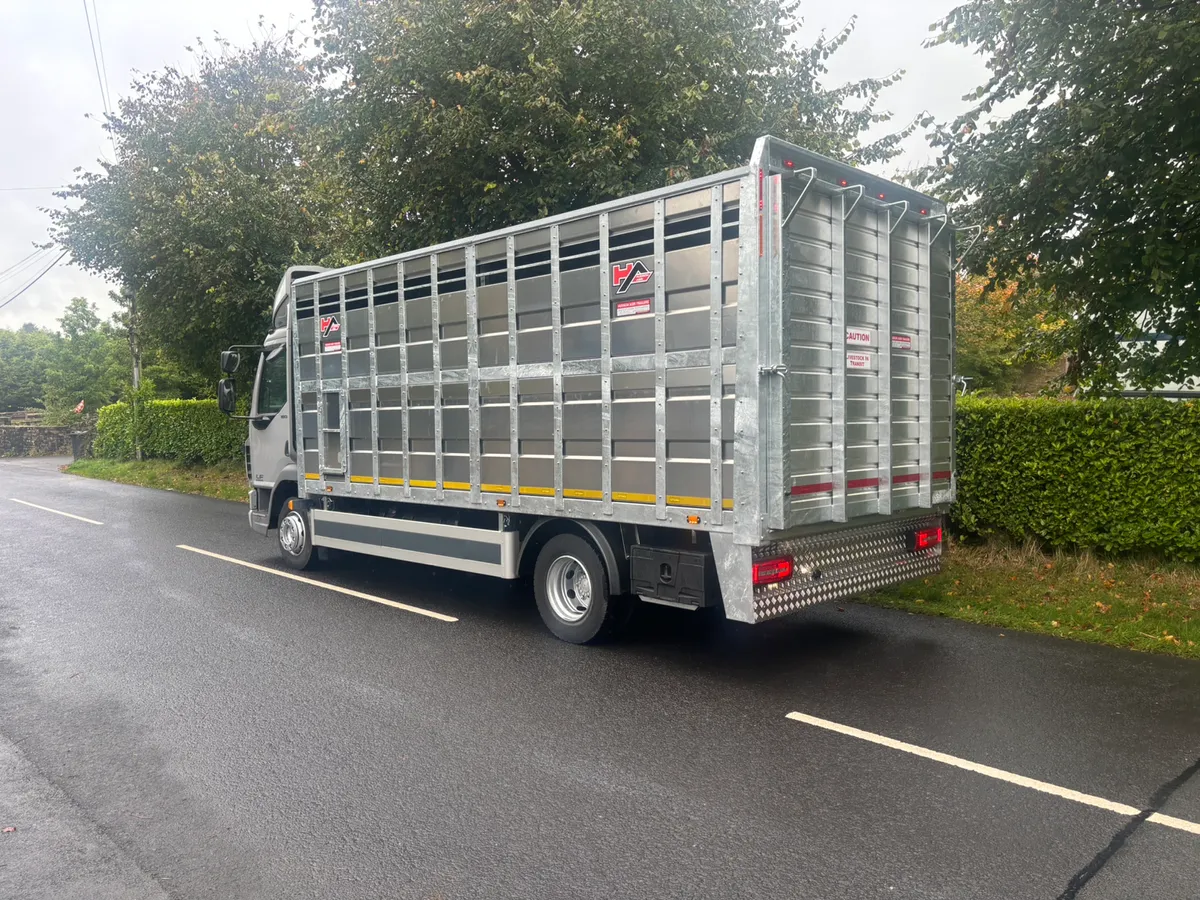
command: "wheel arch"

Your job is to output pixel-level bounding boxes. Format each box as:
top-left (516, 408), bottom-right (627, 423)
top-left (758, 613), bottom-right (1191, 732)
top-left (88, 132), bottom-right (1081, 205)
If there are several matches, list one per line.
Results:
top-left (518, 518), bottom-right (628, 596)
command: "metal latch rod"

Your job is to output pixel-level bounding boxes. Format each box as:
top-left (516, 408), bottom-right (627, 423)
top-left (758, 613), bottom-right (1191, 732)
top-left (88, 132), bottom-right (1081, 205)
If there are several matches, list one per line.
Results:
top-left (781, 167), bottom-right (817, 229)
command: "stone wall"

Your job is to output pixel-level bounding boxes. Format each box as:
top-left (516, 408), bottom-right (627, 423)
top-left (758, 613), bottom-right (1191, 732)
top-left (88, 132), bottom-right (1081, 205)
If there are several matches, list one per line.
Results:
top-left (0, 426), bottom-right (78, 458)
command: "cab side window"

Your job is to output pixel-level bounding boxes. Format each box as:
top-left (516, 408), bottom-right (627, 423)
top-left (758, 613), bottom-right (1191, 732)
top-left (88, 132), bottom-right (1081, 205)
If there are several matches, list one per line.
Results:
top-left (256, 349), bottom-right (288, 416)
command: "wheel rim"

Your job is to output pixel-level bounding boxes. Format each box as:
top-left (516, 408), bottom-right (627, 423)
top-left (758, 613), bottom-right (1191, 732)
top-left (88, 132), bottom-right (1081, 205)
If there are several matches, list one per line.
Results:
top-left (545, 554), bottom-right (592, 624)
top-left (279, 510), bottom-right (306, 556)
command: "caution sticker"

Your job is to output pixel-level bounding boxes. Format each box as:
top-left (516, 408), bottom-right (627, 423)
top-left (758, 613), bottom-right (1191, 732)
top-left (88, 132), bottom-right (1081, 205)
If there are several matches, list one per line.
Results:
top-left (846, 328), bottom-right (872, 346)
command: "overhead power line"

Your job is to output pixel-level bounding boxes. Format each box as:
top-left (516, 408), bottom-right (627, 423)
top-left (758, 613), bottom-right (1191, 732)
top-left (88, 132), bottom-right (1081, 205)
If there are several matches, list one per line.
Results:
top-left (0, 250), bottom-right (70, 312)
top-left (0, 247), bottom-right (55, 287)
top-left (90, 0), bottom-right (113, 113)
top-left (0, 185), bottom-right (69, 193)
top-left (81, 0), bottom-right (110, 115)
top-left (0, 247), bottom-right (51, 281)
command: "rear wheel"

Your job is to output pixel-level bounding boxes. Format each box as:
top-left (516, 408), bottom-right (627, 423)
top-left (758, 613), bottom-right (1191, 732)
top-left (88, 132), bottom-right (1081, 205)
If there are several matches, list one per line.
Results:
top-left (533, 534), bottom-right (627, 644)
top-left (277, 506), bottom-right (316, 570)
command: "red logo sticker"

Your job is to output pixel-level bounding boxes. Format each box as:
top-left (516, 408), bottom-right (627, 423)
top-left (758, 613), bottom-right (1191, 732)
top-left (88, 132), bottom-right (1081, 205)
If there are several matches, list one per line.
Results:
top-left (319, 315), bottom-right (341, 338)
top-left (612, 260), bottom-right (653, 294)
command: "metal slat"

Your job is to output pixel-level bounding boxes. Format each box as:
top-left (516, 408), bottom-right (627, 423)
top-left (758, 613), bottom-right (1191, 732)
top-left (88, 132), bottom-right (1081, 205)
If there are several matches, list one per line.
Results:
top-left (290, 282), bottom-right (305, 485)
top-left (550, 225), bottom-right (565, 511)
top-left (397, 261), bottom-right (411, 498)
top-left (506, 237), bottom-right (519, 508)
top-left (430, 253), bottom-right (444, 499)
top-left (766, 174), bottom-right (785, 531)
top-left (708, 187), bottom-right (723, 519)
top-left (599, 213), bottom-right (613, 516)
top-left (315, 281), bottom-right (326, 481)
top-left (465, 245), bottom-right (481, 505)
top-left (367, 267), bottom-right (380, 495)
top-left (653, 199), bottom-right (667, 521)
top-left (918, 221), bottom-right (933, 508)
top-left (830, 195), bottom-right (848, 523)
top-left (877, 208), bottom-right (893, 516)
top-left (336, 274), bottom-right (349, 476)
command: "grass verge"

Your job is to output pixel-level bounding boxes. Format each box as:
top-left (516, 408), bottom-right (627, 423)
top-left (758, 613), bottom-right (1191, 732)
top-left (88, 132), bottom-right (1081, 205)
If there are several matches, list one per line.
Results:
top-left (65, 458), bottom-right (248, 503)
top-left (863, 541), bottom-right (1200, 660)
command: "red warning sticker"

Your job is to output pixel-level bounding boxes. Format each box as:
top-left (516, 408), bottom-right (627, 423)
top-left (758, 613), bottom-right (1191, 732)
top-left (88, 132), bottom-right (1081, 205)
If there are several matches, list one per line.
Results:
top-left (891, 334), bottom-right (913, 350)
top-left (615, 298), bottom-right (652, 318)
top-left (846, 352), bottom-right (872, 370)
top-left (323, 340), bottom-right (342, 353)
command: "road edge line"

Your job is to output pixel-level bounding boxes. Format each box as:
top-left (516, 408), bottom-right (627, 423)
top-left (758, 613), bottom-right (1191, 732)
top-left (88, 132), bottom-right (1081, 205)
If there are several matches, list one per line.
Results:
top-left (176, 544), bottom-right (458, 623)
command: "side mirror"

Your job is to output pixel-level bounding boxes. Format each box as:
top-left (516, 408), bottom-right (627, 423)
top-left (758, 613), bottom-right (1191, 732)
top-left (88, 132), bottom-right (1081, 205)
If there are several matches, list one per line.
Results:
top-left (220, 350), bottom-right (241, 374)
top-left (217, 378), bottom-right (237, 415)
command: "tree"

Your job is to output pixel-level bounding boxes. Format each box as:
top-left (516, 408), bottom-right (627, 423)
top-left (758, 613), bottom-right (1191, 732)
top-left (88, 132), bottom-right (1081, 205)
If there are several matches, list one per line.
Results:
top-left (50, 33), bottom-right (331, 376)
top-left (314, 0), bottom-right (912, 255)
top-left (0, 325), bottom-right (54, 411)
top-left (40, 298), bottom-right (129, 419)
top-left (954, 274), bottom-right (1066, 394)
top-left (919, 0), bottom-right (1200, 391)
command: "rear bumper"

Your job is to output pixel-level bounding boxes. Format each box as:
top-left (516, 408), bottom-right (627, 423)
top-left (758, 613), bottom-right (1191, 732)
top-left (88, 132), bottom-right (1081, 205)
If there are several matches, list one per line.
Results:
top-left (713, 514), bottom-right (944, 623)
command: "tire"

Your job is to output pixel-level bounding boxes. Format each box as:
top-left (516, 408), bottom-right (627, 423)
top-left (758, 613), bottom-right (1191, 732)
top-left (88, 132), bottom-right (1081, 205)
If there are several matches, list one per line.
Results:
top-left (533, 533), bottom-right (627, 644)
top-left (277, 506), bottom-right (316, 571)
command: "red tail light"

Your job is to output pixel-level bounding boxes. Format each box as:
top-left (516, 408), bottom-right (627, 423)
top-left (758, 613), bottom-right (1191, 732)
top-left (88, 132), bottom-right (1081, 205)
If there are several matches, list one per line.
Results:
top-left (909, 527), bottom-right (943, 552)
top-left (753, 557), bottom-right (794, 585)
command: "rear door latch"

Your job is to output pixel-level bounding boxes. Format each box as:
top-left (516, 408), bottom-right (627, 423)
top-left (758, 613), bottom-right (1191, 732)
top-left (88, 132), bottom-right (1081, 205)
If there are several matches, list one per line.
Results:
top-left (759, 364), bottom-right (789, 377)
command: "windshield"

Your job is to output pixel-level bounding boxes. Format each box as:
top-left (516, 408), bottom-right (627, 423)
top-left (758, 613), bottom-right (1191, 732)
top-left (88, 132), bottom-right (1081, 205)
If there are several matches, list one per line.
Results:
top-left (255, 346), bottom-right (289, 417)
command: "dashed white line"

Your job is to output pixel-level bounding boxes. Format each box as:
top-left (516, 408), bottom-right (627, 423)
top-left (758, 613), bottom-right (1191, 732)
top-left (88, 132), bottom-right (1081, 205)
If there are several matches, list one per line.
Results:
top-left (10, 498), bottom-right (103, 525)
top-left (785, 711), bottom-right (1200, 836)
top-left (176, 544), bottom-right (458, 623)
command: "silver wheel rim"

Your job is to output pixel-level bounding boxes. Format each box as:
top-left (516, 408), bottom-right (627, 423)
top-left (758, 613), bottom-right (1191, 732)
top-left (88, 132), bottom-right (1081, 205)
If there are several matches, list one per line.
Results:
top-left (545, 554), bottom-right (592, 624)
top-left (279, 510), bottom-right (307, 556)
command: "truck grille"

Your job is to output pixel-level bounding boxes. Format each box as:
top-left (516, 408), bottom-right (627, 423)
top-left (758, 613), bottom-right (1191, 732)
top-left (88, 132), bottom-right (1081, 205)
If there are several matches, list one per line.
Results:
top-left (244, 443), bottom-right (252, 481)
top-left (752, 515), bottom-right (943, 621)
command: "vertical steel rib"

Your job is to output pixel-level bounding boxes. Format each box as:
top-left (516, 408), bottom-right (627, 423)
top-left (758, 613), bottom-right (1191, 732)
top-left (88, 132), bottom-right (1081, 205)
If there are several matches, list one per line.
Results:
top-left (599, 213), bottom-right (613, 515)
top-left (367, 266), bottom-right (380, 495)
top-left (290, 281), bottom-right (305, 484)
top-left (877, 207), bottom-right (893, 516)
top-left (709, 187), bottom-right (724, 519)
top-left (506, 236), bottom-right (519, 507)
top-left (918, 220), bottom-right (933, 508)
top-left (466, 244), bottom-right (481, 504)
top-left (830, 195), bottom-right (847, 523)
top-left (397, 261), bottom-right (411, 498)
top-left (653, 198), bottom-right (667, 521)
top-left (430, 253), bottom-right (444, 498)
top-left (550, 225), bottom-right (565, 511)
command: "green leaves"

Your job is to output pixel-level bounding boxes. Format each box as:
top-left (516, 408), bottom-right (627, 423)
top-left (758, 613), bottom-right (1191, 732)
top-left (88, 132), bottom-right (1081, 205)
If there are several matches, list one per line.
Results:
top-left (94, 399), bottom-right (246, 465)
top-left (954, 397), bottom-right (1200, 561)
top-left (919, 0), bottom-right (1200, 391)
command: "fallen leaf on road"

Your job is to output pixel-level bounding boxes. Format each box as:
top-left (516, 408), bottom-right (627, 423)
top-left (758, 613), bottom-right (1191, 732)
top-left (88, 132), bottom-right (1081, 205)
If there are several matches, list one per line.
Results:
top-left (2, 826), bottom-right (16, 834)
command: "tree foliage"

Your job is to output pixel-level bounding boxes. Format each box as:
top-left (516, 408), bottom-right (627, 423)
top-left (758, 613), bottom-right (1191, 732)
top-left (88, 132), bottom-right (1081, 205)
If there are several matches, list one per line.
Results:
top-left (955, 273), bottom-right (1066, 394)
top-left (0, 324), bottom-right (54, 412)
top-left (920, 0), bottom-right (1200, 390)
top-left (50, 34), bottom-right (330, 374)
top-left (39, 298), bottom-right (129, 419)
top-left (315, 0), bottom-right (911, 254)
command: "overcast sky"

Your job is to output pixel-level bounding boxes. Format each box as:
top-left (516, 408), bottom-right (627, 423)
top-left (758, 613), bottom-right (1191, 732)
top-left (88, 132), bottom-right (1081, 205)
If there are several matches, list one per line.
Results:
top-left (0, 0), bottom-right (988, 332)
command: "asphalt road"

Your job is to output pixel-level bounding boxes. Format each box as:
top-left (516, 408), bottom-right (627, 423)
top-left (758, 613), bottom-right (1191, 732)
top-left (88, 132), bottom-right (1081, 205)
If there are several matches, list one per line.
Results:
top-left (1, 456), bottom-right (1198, 900)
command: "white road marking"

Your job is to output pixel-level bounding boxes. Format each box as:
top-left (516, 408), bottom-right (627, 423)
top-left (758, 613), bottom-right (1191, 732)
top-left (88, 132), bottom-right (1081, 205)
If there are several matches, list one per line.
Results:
top-left (10, 498), bottom-right (103, 525)
top-left (176, 545), bottom-right (458, 623)
top-left (785, 711), bottom-right (1200, 836)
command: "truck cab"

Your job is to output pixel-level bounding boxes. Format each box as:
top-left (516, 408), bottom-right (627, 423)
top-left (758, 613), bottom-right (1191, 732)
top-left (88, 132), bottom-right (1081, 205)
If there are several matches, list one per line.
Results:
top-left (243, 266), bottom-right (326, 535)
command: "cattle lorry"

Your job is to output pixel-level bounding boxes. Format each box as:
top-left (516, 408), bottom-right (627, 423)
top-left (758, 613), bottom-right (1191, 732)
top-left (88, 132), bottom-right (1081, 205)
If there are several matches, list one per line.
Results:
top-left (217, 135), bottom-right (956, 643)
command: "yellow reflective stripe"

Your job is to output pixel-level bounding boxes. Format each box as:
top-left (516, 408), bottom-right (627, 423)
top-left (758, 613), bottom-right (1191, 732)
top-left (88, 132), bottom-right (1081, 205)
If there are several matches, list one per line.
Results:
top-left (722, 499), bottom-right (733, 510)
top-left (304, 473), bottom-right (320, 480)
top-left (666, 495), bottom-right (709, 509)
top-left (481, 484), bottom-right (511, 494)
top-left (563, 488), bottom-right (603, 500)
top-left (409, 479), bottom-right (437, 489)
top-left (379, 477), bottom-right (405, 486)
top-left (349, 475), bottom-right (374, 484)
top-left (518, 486), bottom-right (555, 497)
top-left (611, 491), bottom-right (655, 504)
top-left (443, 481), bottom-right (470, 491)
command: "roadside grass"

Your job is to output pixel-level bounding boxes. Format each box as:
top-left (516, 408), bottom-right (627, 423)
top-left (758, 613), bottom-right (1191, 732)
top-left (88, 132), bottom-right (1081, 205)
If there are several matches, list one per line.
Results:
top-left (863, 540), bottom-right (1200, 660)
top-left (65, 458), bottom-right (247, 503)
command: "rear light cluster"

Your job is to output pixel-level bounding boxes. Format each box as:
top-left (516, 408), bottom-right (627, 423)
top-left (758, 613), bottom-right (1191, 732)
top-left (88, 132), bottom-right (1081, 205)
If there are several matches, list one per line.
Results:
top-left (752, 556), bottom-right (794, 586)
top-left (909, 526), bottom-right (943, 552)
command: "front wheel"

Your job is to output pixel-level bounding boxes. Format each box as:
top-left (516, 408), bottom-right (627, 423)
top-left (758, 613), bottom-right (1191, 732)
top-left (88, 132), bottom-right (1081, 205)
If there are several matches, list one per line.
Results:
top-left (277, 506), bottom-right (316, 570)
top-left (533, 533), bottom-right (628, 644)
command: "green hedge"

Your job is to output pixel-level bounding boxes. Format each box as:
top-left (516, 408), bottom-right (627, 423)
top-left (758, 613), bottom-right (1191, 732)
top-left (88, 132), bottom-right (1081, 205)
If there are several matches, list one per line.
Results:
top-left (954, 397), bottom-right (1200, 561)
top-left (94, 399), bottom-right (246, 465)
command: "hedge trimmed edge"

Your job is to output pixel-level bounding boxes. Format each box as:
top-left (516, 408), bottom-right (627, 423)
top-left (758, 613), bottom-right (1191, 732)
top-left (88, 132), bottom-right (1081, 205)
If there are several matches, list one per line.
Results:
top-left (93, 395), bottom-right (1198, 560)
top-left (94, 399), bottom-right (246, 466)
top-left (954, 397), bottom-right (1200, 561)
